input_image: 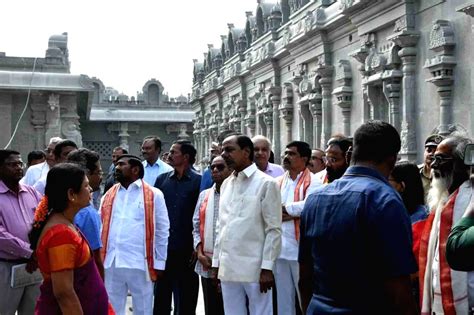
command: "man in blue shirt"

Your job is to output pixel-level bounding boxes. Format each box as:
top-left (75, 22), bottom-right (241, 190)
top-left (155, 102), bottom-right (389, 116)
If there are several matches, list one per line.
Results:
top-left (299, 120), bottom-right (418, 315)
top-left (142, 135), bottom-right (173, 185)
top-left (154, 140), bottom-right (201, 315)
top-left (67, 148), bottom-right (105, 279)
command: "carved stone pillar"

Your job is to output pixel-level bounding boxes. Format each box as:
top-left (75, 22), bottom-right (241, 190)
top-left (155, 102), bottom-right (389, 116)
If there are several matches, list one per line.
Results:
top-left (457, 4), bottom-right (474, 133)
top-left (245, 95), bottom-right (256, 137)
top-left (332, 60), bottom-right (353, 136)
top-left (382, 74), bottom-right (402, 132)
top-left (309, 96), bottom-right (323, 148)
top-left (236, 98), bottom-right (247, 134)
top-left (269, 86), bottom-right (281, 161)
top-left (389, 30), bottom-right (419, 161)
top-left (279, 82), bottom-right (294, 144)
top-left (60, 94), bottom-right (83, 148)
top-left (45, 93), bottom-right (61, 144)
top-left (291, 74), bottom-right (304, 139)
top-left (30, 94), bottom-right (47, 149)
top-left (118, 122), bottom-right (130, 151)
top-left (424, 20), bottom-right (456, 136)
top-left (315, 57), bottom-right (334, 148)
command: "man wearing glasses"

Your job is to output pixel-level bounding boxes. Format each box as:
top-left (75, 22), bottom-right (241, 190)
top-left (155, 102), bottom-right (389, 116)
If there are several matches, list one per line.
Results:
top-left (0, 150), bottom-right (42, 314)
top-left (192, 156), bottom-right (233, 315)
top-left (317, 135), bottom-right (352, 184)
top-left (21, 136), bottom-right (63, 186)
top-left (308, 149), bottom-right (326, 174)
top-left (418, 135), bottom-right (473, 314)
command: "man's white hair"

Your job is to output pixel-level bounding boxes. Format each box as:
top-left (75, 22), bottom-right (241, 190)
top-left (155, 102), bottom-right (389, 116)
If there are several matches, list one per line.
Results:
top-left (49, 137), bottom-right (63, 145)
top-left (251, 135), bottom-right (271, 149)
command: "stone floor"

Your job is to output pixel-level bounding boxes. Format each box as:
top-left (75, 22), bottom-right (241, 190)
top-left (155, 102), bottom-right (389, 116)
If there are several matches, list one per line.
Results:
top-left (125, 286), bottom-right (205, 314)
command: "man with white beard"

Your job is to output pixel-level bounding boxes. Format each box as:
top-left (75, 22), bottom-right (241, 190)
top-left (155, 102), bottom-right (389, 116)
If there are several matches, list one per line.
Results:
top-left (418, 135), bottom-right (473, 315)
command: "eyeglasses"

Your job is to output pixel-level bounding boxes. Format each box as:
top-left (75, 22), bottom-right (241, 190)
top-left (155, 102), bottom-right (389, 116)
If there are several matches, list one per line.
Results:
top-left (210, 164), bottom-right (226, 172)
top-left (432, 155), bottom-right (454, 165)
top-left (4, 161), bottom-right (25, 168)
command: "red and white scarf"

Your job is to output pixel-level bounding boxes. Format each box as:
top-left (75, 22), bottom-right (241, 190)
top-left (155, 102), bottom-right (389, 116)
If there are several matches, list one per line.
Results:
top-left (419, 185), bottom-right (472, 315)
top-left (278, 168), bottom-right (312, 241)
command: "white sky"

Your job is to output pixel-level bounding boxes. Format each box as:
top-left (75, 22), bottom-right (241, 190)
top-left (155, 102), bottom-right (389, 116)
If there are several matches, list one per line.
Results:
top-left (1, 0), bottom-right (257, 97)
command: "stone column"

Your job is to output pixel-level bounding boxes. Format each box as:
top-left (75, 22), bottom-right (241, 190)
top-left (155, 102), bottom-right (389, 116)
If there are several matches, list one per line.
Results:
top-left (269, 86), bottom-right (281, 161)
top-left (30, 94), bottom-right (47, 149)
top-left (389, 30), bottom-right (419, 161)
top-left (424, 20), bottom-right (456, 136)
top-left (382, 73), bottom-right (402, 132)
top-left (0, 94), bottom-right (12, 148)
top-left (309, 96), bottom-right (322, 148)
top-left (245, 95), bottom-right (256, 137)
top-left (457, 3), bottom-right (474, 133)
top-left (118, 122), bottom-right (130, 151)
top-left (332, 59), bottom-right (353, 137)
top-left (315, 59), bottom-right (334, 148)
top-left (45, 93), bottom-right (62, 144)
top-left (279, 82), bottom-right (294, 145)
top-left (60, 94), bottom-right (83, 148)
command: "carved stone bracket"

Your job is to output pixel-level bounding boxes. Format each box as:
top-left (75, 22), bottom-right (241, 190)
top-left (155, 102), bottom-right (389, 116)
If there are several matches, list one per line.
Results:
top-left (424, 20), bottom-right (456, 136)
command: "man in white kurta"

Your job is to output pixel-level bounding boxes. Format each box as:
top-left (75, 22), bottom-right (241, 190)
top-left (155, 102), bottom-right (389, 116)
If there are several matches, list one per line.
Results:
top-left (101, 155), bottom-right (169, 315)
top-left (276, 141), bottom-right (322, 315)
top-left (213, 135), bottom-right (281, 315)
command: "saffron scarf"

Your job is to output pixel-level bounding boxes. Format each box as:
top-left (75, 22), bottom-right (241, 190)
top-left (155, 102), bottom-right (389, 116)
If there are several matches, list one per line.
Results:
top-left (100, 181), bottom-right (157, 281)
top-left (419, 188), bottom-right (469, 315)
top-left (278, 168), bottom-right (312, 241)
top-left (198, 186), bottom-right (215, 256)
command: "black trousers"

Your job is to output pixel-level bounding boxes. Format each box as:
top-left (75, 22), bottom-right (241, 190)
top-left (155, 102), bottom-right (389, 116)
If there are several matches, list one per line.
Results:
top-left (153, 250), bottom-right (199, 315)
top-left (201, 277), bottom-right (224, 315)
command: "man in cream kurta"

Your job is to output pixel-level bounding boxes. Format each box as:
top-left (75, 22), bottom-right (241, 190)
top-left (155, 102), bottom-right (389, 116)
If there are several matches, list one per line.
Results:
top-left (101, 155), bottom-right (169, 315)
top-left (277, 141), bottom-right (322, 315)
top-left (212, 135), bottom-right (281, 315)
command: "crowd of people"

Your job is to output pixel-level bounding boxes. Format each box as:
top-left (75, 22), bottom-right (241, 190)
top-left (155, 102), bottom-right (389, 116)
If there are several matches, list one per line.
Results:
top-left (1, 120), bottom-right (474, 315)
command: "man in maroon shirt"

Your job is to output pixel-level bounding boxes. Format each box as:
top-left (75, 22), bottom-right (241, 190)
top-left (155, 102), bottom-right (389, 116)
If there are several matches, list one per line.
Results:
top-left (0, 150), bottom-right (42, 314)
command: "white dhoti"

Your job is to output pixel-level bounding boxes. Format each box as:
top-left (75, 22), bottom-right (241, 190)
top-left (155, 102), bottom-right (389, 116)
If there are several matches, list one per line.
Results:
top-left (275, 258), bottom-right (301, 315)
top-left (221, 281), bottom-right (273, 315)
top-left (104, 261), bottom-right (153, 315)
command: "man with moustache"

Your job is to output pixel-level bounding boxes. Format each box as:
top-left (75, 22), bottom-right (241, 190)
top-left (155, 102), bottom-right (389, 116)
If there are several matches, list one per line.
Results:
top-left (0, 150), bottom-right (42, 314)
top-left (104, 146), bottom-right (128, 193)
top-left (275, 141), bottom-right (321, 315)
top-left (308, 149), bottom-right (326, 174)
top-left (34, 139), bottom-right (78, 195)
top-left (320, 135), bottom-right (352, 184)
top-left (141, 136), bottom-right (173, 185)
top-left (252, 135), bottom-right (284, 178)
top-left (212, 134), bottom-right (281, 315)
top-left (154, 140), bottom-right (201, 315)
top-left (192, 156), bottom-right (233, 315)
top-left (418, 135), bottom-right (473, 315)
top-left (418, 134), bottom-right (444, 202)
top-left (100, 155), bottom-right (169, 315)
top-left (21, 136), bottom-right (63, 186)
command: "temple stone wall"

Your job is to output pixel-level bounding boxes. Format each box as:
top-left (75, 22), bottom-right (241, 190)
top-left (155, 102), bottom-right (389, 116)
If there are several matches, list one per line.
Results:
top-left (191, 0), bottom-right (474, 166)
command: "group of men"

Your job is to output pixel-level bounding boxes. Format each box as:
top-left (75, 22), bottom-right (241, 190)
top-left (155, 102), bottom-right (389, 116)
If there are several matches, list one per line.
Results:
top-left (2, 120), bottom-right (474, 315)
